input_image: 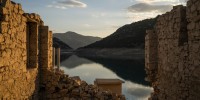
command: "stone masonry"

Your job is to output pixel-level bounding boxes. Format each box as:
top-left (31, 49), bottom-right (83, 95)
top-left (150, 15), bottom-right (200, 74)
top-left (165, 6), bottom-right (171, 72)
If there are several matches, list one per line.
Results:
top-left (0, 0), bottom-right (54, 99)
top-left (145, 0), bottom-right (200, 100)
top-left (0, 0), bottom-right (126, 100)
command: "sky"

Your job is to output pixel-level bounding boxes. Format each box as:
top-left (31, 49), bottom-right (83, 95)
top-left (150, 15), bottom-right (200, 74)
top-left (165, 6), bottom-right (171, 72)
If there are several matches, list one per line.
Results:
top-left (13, 0), bottom-right (187, 37)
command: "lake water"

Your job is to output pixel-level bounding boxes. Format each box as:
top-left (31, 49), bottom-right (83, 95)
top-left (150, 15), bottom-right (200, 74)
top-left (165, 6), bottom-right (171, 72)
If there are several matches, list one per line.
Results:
top-left (59, 54), bottom-right (152, 100)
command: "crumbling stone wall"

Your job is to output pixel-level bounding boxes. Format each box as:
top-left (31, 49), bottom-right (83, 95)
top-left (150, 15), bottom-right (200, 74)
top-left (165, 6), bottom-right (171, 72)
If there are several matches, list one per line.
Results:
top-left (186, 0), bottom-right (200, 99)
top-left (145, 0), bottom-right (200, 100)
top-left (0, 0), bottom-right (38, 99)
top-left (0, 0), bottom-right (52, 99)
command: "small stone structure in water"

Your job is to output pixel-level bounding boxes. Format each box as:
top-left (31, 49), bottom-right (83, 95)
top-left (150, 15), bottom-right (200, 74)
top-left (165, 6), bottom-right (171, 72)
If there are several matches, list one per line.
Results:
top-left (145, 0), bottom-right (200, 100)
top-left (0, 0), bottom-right (125, 99)
top-left (94, 79), bottom-right (124, 95)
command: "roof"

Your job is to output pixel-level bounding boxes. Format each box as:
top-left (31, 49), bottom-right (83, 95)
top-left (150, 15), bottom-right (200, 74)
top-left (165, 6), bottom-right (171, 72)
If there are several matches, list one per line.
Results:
top-left (94, 79), bottom-right (125, 85)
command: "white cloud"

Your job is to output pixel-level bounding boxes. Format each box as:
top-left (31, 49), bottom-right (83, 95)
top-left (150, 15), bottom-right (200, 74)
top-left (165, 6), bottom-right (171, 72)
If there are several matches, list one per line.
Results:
top-left (136, 0), bottom-right (188, 5)
top-left (126, 0), bottom-right (188, 22)
top-left (127, 3), bottom-right (173, 13)
top-left (127, 11), bottom-right (159, 22)
top-left (47, 0), bottom-right (87, 9)
top-left (57, 0), bottom-right (87, 8)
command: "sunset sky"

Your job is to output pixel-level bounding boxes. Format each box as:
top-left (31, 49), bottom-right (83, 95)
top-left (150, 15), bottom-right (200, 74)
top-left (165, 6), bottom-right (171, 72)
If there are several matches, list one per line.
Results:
top-left (13, 0), bottom-right (187, 37)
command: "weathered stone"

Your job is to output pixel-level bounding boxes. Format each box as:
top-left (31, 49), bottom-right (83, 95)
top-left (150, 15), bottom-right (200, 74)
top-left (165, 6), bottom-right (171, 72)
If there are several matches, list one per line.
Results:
top-left (0, 34), bottom-right (4, 43)
top-left (145, 1), bottom-right (200, 100)
top-left (0, 22), bottom-right (8, 33)
top-left (1, 0), bottom-right (11, 8)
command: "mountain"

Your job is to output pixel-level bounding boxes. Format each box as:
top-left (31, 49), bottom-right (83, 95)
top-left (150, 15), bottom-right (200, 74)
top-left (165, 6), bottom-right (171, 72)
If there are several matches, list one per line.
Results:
top-left (80, 18), bottom-right (157, 49)
top-left (53, 31), bottom-right (102, 49)
top-left (53, 37), bottom-right (73, 50)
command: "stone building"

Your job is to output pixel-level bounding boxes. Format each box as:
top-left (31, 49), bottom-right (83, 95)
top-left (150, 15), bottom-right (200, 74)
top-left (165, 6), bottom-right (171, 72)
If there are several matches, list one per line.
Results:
top-left (0, 0), bottom-right (53, 99)
top-left (0, 0), bottom-right (125, 99)
top-left (145, 0), bottom-right (200, 100)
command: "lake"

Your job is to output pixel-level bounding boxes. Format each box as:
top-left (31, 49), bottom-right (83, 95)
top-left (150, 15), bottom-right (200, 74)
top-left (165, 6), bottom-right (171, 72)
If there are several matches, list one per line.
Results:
top-left (59, 54), bottom-right (152, 100)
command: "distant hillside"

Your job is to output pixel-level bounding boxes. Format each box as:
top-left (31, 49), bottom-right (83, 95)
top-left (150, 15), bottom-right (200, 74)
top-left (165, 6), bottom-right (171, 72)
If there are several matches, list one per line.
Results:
top-left (80, 18), bottom-right (157, 49)
top-left (53, 31), bottom-right (102, 49)
top-left (53, 37), bottom-right (73, 50)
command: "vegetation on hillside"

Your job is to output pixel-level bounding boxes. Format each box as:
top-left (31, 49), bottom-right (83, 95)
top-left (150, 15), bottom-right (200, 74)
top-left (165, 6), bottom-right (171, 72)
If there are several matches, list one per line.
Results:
top-left (80, 18), bottom-right (157, 49)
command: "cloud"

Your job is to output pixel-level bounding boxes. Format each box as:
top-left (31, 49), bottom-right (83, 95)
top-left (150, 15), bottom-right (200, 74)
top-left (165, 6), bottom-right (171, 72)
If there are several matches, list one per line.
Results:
top-left (126, 3), bottom-right (173, 21)
top-left (136, 0), bottom-right (187, 4)
top-left (47, 0), bottom-right (87, 9)
top-left (57, 0), bottom-right (87, 8)
top-left (127, 3), bottom-right (173, 13)
top-left (126, 0), bottom-right (188, 22)
top-left (127, 11), bottom-right (158, 22)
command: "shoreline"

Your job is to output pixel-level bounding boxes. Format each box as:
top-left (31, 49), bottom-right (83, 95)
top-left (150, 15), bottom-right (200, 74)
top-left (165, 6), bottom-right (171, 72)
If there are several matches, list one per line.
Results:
top-left (75, 48), bottom-right (144, 60)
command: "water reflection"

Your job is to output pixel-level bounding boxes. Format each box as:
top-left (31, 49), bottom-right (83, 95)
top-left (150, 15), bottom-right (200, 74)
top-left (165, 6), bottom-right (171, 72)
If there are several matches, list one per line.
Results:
top-left (60, 54), bottom-right (152, 100)
top-left (60, 54), bottom-right (92, 69)
top-left (82, 57), bottom-right (149, 86)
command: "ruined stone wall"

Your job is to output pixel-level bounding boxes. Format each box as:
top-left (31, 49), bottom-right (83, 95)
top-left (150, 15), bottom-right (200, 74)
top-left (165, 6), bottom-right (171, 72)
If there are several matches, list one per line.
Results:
top-left (0, 0), bottom-right (53, 99)
top-left (0, 0), bottom-right (38, 99)
top-left (145, 0), bottom-right (200, 99)
top-left (39, 26), bottom-right (54, 86)
top-left (186, 0), bottom-right (200, 99)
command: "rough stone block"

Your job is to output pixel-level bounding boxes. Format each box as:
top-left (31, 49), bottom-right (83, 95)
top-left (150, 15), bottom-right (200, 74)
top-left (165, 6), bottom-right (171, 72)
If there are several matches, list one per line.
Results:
top-left (187, 22), bottom-right (196, 30)
top-left (1, 0), bottom-right (11, 8)
top-left (0, 22), bottom-right (8, 33)
top-left (0, 34), bottom-right (4, 43)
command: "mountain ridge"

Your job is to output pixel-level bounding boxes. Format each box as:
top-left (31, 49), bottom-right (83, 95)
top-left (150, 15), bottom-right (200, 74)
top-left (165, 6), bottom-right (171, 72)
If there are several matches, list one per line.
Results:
top-left (79, 17), bottom-right (157, 49)
top-left (53, 37), bottom-right (73, 50)
top-left (53, 31), bottom-right (102, 49)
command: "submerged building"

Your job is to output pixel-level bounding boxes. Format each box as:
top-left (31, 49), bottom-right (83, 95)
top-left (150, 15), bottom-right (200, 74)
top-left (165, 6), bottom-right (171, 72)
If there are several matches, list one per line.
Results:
top-left (0, 0), bottom-right (126, 99)
top-left (0, 0), bottom-right (53, 99)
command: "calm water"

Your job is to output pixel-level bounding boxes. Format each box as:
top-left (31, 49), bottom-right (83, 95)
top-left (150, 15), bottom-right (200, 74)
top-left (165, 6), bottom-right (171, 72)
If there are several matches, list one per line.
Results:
top-left (59, 54), bottom-right (152, 100)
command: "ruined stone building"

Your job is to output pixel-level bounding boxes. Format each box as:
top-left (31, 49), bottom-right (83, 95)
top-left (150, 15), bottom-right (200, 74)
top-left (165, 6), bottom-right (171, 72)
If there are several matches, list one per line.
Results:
top-left (145, 0), bottom-right (200, 100)
top-left (0, 0), bottom-right (125, 99)
top-left (0, 0), bottom-right (53, 99)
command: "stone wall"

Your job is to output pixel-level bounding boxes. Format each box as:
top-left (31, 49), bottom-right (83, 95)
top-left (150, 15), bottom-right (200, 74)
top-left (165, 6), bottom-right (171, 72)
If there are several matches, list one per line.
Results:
top-left (0, 0), bottom-right (52, 99)
top-left (145, 0), bottom-right (200, 100)
top-left (186, 0), bottom-right (200, 99)
top-left (0, 0), bottom-right (38, 99)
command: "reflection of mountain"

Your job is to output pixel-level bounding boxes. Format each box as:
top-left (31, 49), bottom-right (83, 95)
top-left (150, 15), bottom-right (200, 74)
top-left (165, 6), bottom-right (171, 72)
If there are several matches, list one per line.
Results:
top-left (60, 53), bottom-right (72, 62)
top-left (60, 55), bottom-right (93, 69)
top-left (80, 57), bottom-right (149, 86)
top-left (55, 53), bottom-right (72, 65)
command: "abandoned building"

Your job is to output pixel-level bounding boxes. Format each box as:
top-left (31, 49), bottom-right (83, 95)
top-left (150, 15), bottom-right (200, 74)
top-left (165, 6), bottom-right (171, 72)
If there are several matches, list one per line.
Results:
top-left (0, 0), bottom-right (53, 99)
top-left (94, 79), bottom-right (124, 95)
top-left (145, 0), bottom-right (200, 100)
top-left (0, 0), bottom-right (126, 99)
